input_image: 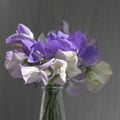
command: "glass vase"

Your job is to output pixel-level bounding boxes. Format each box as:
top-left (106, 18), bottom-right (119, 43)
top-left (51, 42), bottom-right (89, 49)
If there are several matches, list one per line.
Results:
top-left (39, 85), bottom-right (66, 120)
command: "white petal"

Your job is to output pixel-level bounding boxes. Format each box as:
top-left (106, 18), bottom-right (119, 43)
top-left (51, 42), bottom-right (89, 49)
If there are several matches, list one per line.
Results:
top-left (55, 49), bottom-right (76, 61)
top-left (39, 70), bottom-right (48, 85)
top-left (92, 71), bottom-right (111, 84)
top-left (93, 61), bottom-right (113, 75)
top-left (20, 65), bottom-right (41, 84)
top-left (50, 59), bottom-right (67, 84)
top-left (55, 50), bottom-right (81, 78)
top-left (67, 55), bottom-right (81, 78)
top-left (86, 71), bottom-right (111, 92)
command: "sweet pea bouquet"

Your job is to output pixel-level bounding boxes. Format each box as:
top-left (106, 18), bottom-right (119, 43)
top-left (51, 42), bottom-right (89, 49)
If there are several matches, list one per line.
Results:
top-left (4, 20), bottom-right (112, 96)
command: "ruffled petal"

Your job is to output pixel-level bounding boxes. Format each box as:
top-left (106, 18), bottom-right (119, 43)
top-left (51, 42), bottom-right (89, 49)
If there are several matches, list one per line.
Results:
top-left (59, 39), bottom-right (76, 51)
top-left (44, 40), bottom-right (59, 58)
top-left (21, 39), bottom-right (36, 56)
top-left (20, 65), bottom-right (41, 84)
top-left (68, 31), bottom-right (87, 50)
top-left (50, 59), bottom-right (67, 84)
top-left (20, 65), bottom-right (48, 85)
top-left (27, 41), bottom-right (45, 63)
top-left (27, 49), bottom-right (42, 63)
top-left (57, 31), bottom-right (69, 39)
top-left (6, 34), bottom-right (28, 44)
top-left (16, 23), bottom-right (34, 39)
top-left (55, 50), bottom-right (81, 78)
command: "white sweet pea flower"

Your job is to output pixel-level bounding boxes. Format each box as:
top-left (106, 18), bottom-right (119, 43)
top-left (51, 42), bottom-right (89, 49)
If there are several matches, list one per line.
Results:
top-left (4, 49), bottom-right (26, 78)
top-left (20, 58), bottom-right (67, 86)
top-left (50, 59), bottom-right (67, 85)
top-left (20, 65), bottom-right (48, 85)
top-left (55, 49), bottom-right (81, 79)
top-left (86, 61), bottom-right (113, 92)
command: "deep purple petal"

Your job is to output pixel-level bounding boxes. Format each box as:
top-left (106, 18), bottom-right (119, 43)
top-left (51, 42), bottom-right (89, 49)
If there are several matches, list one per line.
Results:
top-left (27, 41), bottom-right (45, 63)
top-left (44, 40), bottom-right (59, 58)
top-left (68, 31), bottom-right (87, 50)
top-left (57, 31), bottom-right (69, 39)
top-left (16, 23), bottom-right (34, 38)
top-left (46, 32), bottom-right (57, 42)
top-left (79, 45), bottom-right (99, 65)
top-left (6, 34), bottom-right (33, 44)
top-left (32, 41), bottom-right (45, 54)
top-left (21, 39), bottom-right (36, 56)
top-left (59, 39), bottom-right (76, 51)
top-left (27, 49), bottom-right (39, 63)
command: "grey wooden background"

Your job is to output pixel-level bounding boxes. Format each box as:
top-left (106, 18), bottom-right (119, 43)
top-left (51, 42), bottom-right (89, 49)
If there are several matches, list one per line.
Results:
top-left (0, 0), bottom-right (119, 120)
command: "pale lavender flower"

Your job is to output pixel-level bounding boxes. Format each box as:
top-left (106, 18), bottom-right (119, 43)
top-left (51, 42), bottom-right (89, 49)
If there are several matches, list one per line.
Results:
top-left (4, 49), bottom-right (27, 78)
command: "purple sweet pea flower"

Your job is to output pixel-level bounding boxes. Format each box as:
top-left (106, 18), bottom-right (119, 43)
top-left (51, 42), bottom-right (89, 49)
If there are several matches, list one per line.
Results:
top-left (6, 24), bottom-right (37, 59)
top-left (6, 23), bottom-right (34, 44)
top-left (43, 31), bottom-right (76, 58)
top-left (4, 21), bottom-right (113, 96)
top-left (68, 31), bottom-right (99, 65)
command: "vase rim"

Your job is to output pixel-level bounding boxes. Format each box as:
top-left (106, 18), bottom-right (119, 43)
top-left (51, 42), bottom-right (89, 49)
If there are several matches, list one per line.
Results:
top-left (41, 85), bottom-right (64, 91)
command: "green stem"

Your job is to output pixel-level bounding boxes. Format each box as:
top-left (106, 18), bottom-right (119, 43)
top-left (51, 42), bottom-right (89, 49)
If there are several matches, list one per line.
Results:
top-left (42, 85), bottom-right (62, 120)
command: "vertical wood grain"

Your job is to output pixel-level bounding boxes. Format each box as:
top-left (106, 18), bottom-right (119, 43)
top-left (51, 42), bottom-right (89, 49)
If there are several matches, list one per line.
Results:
top-left (0, 0), bottom-right (119, 120)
